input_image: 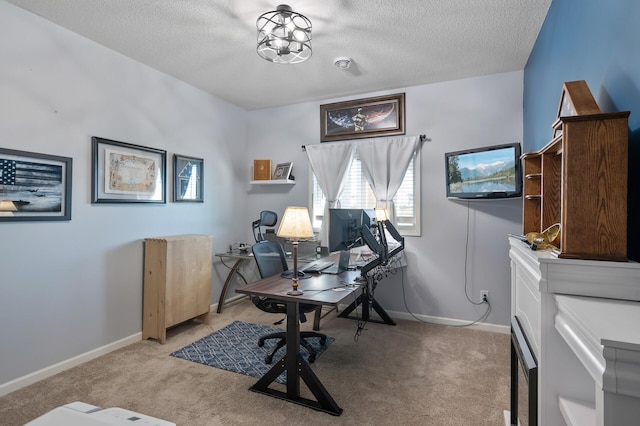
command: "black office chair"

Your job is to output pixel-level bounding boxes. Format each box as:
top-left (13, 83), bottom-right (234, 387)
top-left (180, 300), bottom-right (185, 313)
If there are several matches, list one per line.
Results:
top-left (251, 241), bottom-right (327, 364)
top-left (252, 210), bottom-right (278, 243)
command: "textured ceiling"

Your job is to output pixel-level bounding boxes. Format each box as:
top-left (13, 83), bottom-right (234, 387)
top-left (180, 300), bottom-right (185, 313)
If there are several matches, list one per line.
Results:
top-left (6, 0), bottom-right (552, 110)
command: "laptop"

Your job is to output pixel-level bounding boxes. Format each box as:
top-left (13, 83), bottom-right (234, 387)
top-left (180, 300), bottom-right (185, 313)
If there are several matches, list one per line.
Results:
top-left (321, 250), bottom-right (351, 274)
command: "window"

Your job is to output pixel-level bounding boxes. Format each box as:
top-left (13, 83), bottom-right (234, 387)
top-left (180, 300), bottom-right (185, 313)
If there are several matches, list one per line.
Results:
top-left (310, 152), bottom-right (421, 236)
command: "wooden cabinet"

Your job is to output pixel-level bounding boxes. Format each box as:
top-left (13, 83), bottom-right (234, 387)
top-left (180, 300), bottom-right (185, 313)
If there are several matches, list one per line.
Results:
top-left (522, 81), bottom-right (630, 261)
top-left (143, 234), bottom-right (212, 343)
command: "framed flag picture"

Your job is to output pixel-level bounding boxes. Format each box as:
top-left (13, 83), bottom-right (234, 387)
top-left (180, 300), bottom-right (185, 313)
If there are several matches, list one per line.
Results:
top-left (0, 148), bottom-right (72, 221)
top-left (173, 154), bottom-right (203, 202)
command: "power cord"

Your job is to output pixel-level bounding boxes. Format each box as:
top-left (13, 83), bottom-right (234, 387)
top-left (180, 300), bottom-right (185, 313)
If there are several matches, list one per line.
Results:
top-left (464, 200), bottom-right (485, 306)
top-left (400, 201), bottom-right (491, 327)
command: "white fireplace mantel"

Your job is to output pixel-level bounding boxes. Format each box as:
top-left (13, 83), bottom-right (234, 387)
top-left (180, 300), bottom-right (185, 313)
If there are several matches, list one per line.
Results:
top-left (508, 236), bottom-right (640, 426)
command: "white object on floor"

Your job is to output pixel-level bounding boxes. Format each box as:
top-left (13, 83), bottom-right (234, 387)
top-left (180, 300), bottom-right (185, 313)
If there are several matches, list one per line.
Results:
top-left (25, 401), bottom-right (175, 426)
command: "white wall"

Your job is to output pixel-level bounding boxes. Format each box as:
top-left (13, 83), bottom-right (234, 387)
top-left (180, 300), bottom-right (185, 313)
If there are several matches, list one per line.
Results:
top-left (245, 71), bottom-right (524, 327)
top-left (0, 1), bottom-right (248, 386)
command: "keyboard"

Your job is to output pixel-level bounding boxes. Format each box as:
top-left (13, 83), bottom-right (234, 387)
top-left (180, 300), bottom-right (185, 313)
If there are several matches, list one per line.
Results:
top-left (300, 260), bottom-right (334, 273)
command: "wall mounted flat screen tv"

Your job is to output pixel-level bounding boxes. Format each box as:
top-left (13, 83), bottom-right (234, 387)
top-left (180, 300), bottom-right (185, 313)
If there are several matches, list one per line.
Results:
top-left (445, 143), bottom-right (522, 199)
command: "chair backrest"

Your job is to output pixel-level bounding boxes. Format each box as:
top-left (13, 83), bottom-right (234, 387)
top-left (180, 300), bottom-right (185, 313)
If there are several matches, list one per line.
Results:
top-left (252, 210), bottom-right (278, 243)
top-left (251, 240), bottom-right (316, 320)
top-left (252, 240), bottom-right (288, 279)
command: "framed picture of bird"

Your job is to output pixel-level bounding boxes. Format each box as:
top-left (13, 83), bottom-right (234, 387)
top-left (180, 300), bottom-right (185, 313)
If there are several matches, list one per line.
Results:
top-left (319, 93), bottom-right (405, 142)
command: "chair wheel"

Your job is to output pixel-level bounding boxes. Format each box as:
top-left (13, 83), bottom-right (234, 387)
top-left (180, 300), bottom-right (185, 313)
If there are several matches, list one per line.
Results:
top-left (258, 340), bottom-right (265, 347)
top-left (320, 336), bottom-right (327, 345)
top-left (308, 353), bottom-right (316, 363)
top-left (265, 355), bottom-right (273, 364)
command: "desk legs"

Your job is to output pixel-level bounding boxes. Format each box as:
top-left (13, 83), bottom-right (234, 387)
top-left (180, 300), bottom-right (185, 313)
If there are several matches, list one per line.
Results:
top-left (248, 301), bottom-right (343, 416)
top-left (217, 258), bottom-right (248, 313)
top-left (338, 283), bottom-right (396, 326)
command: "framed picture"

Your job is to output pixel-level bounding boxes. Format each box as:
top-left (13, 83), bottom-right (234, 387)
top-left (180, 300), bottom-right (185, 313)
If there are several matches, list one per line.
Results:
top-left (272, 162), bottom-right (293, 180)
top-left (253, 159), bottom-right (272, 180)
top-left (320, 93), bottom-right (405, 142)
top-left (173, 154), bottom-right (203, 202)
top-left (92, 136), bottom-right (166, 204)
top-left (0, 148), bottom-right (72, 222)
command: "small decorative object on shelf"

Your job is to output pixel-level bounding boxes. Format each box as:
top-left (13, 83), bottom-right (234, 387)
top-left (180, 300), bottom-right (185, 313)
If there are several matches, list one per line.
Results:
top-left (525, 223), bottom-right (561, 251)
top-left (253, 159), bottom-right (271, 180)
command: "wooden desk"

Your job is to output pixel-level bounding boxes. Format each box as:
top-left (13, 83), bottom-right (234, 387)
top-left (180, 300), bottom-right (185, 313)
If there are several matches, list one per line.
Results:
top-left (215, 250), bottom-right (322, 313)
top-left (236, 271), bottom-right (361, 416)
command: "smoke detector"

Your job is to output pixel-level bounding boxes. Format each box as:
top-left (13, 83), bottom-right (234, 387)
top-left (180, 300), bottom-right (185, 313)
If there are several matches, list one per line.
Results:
top-left (333, 57), bottom-right (352, 70)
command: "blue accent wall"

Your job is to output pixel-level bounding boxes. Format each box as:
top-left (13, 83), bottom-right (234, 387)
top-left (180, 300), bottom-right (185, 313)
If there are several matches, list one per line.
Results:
top-left (524, 0), bottom-right (640, 260)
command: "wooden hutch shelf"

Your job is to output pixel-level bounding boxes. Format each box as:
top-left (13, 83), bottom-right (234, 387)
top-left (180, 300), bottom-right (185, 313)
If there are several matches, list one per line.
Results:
top-left (521, 81), bottom-right (630, 261)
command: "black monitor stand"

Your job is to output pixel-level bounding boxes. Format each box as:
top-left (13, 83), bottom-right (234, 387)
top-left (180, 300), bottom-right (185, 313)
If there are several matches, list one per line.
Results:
top-left (338, 252), bottom-right (396, 326)
top-left (339, 219), bottom-right (402, 326)
top-left (337, 274), bottom-right (396, 326)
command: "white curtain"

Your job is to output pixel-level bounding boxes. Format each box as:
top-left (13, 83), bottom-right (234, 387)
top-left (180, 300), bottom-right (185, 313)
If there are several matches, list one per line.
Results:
top-left (356, 136), bottom-right (420, 224)
top-left (305, 143), bottom-right (355, 244)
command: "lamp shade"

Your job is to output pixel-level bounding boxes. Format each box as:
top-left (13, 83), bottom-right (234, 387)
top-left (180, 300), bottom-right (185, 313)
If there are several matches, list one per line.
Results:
top-left (0, 200), bottom-right (17, 216)
top-left (375, 208), bottom-right (389, 222)
top-left (276, 206), bottom-right (314, 239)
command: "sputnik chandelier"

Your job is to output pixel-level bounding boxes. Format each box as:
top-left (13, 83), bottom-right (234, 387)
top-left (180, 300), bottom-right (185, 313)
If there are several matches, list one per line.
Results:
top-left (256, 4), bottom-right (312, 64)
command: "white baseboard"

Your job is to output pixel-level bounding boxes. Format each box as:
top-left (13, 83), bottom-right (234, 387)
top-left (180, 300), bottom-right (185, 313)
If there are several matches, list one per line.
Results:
top-left (336, 303), bottom-right (510, 334)
top-left (0, 302), bottom-right (235, 396)
top-left (2, 300), bottom-right (508, 396)
top-left (0, 332), bottom-right (141, 397)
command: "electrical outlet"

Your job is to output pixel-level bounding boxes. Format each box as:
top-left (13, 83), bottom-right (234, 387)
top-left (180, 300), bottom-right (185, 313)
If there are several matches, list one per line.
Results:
top-left (480, 291), bottom-right (489, 303)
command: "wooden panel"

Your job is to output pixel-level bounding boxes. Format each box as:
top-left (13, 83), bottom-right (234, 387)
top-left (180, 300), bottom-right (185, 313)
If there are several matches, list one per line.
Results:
top-left (522, 154), bottom-right (542, 234)
top-left (557, 80), bottom-right (601, 118)
top-left (541, 151), bottom-right (561, 232)
top-left (164, 236), bottom-right (212, 327)
top-left (560, 115), bottom-right (628, 260)
top-left (142, 239), bottom-right (166, 341)
top-left (143, 234), bottom-right (212, 343)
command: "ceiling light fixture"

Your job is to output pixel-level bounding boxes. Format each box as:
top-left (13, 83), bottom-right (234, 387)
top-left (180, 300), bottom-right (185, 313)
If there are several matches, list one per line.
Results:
top-left (256, 4), bottom-right (312, 64)
top-left (333, 57), bottom-right (352, 70)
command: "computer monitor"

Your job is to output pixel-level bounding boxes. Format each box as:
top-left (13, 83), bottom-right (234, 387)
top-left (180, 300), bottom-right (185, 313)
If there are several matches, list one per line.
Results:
top-left (327, 208), bottom-right (375, 253)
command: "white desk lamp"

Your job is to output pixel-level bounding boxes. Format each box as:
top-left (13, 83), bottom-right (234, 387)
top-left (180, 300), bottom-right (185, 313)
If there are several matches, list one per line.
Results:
top-left (276, 206), bottom-right (314, 296)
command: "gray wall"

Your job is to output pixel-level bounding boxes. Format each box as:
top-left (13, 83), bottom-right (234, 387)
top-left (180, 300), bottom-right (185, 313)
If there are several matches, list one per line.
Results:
top-left (0, 0), bottom-right (523, 390)
top-left (0, 2), bottom-right (248, 386)
top-left (245, 71), bottom-right (524, 328)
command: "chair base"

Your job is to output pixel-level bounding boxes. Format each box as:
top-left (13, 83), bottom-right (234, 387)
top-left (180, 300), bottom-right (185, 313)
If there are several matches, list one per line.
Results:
top-left (258, 332), bottom-right (327, 364)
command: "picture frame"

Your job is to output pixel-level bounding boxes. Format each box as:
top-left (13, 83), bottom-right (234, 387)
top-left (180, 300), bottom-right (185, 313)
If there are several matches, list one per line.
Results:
top-left (0, 148), bottom-right (72, 222)
top-left (272, 162), bottom-right (293, 180)
top-left (91, 136), bottom-right (166, 204)
top-left (173, 154), bottom-right (203, 202)
top-left (320, 93), bottom-right (405, 142)
top-left (253, 159), bottom-right (272, 180)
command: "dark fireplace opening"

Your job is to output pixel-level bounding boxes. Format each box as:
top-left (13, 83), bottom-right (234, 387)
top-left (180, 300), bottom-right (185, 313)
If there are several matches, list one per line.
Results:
top-left (510, 316), bottom-right (538, 426)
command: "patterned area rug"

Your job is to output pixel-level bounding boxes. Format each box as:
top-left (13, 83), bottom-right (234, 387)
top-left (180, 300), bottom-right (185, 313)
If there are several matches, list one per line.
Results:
top-left (170, 320), bottom-right (334, 384)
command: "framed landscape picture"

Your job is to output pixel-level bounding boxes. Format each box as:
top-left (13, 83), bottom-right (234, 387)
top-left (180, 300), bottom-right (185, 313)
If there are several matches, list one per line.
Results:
top-left (173, 154), bottom-right (203, 202)
top-left (320, 93), bottom-right (405, 142)
top-left (0, 147), bottom-right (72, 222)
top-left (91, 137), bottom-right (166, 204)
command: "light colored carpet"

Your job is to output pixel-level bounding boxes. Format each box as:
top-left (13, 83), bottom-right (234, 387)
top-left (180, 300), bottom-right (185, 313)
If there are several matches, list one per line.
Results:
top-left (0, 299), bottom-right (510, 425)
